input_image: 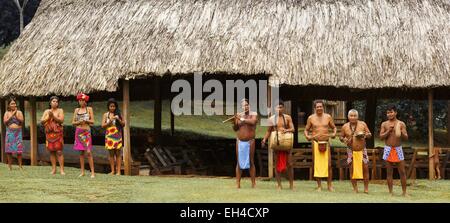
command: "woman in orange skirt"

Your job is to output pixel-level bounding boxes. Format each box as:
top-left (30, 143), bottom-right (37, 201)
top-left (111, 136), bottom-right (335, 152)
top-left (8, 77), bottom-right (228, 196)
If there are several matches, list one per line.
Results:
top-left (41, 96), bottom-right (65, 175)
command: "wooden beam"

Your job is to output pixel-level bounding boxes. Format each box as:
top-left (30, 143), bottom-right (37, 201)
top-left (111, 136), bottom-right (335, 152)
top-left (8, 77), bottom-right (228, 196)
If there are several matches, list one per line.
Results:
top-left (1, 99), bottom-right (6, 163)
top-left (122, 80), bottom-right (132, 175)
top-left (19, 98), bottom-right (25, 135)
top-left (170, 110), bottom-right (175, 136)
top-left (29, 98), bottom-right (38, 166)
top-left (170, 83), bottom-right (175, 136)
top-left (365, 96), bottom-right (376, 148)
top-left (447, 101), bottom-right (450, 146)
top-left (428, 90), bottom-right (435, 180)
top-left (267, 83), bottom-right (273, 179)
top-left (154, 77), bottom-right (162, 144)
top-left (292, 99), bottom-right (299, 147)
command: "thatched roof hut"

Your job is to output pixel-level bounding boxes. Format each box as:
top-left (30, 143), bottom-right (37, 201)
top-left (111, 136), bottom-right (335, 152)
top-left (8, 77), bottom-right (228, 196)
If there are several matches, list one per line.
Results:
top-left (0, 0), bottom-right (449, 97)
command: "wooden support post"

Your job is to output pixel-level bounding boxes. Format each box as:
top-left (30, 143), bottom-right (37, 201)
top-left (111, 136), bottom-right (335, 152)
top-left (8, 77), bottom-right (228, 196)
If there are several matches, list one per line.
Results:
top-left (154, 77), bottom-right (162, 144)
top-left (122, 80), bottom-right (132, 175)
top-left (447, 101), bottom-right (450, 145)
top-left (428, 90), bottom-right (435, 180)
top-left (365, 96), bottom-right (376, 148)
top-left (267, 82), bottom-right (273, 179)
top-left (1, 99), bottom-right (6, 163)
top-left (19, 98), bottom-right (25, 135)
top-left (292, 99), bottom-right (299, 147)
top-left (29, 98), bottom-right (38, 166)
top-left (170, 110), bottom-right (175, 136)
top-left (170, 88), bottom-right (175, 136)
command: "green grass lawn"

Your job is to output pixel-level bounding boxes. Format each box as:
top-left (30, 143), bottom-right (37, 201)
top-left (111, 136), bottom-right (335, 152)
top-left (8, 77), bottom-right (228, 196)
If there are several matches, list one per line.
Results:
top-left (1, 164), bottom-right (449, 203)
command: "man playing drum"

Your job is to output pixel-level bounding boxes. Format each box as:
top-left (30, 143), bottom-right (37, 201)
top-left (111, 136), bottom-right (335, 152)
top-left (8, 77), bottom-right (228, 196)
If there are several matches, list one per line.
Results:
top-left (262, 101), bottom-right (295, 190)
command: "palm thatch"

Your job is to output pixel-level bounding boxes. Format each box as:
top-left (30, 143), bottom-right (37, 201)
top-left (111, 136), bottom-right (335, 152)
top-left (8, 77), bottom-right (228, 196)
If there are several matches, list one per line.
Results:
top-left (0, 0), bottom-right (449, 97)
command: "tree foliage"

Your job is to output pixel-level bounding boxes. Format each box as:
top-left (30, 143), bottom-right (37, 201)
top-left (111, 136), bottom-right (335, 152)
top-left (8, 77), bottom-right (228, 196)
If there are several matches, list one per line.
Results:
top-left (0, 0), bottom-right (40, 47)
top-left (352, 99), bottom-right (447, 143)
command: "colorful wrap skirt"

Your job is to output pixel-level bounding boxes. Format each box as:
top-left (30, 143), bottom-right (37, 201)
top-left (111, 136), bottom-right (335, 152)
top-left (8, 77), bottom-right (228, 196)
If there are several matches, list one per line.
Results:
top-left (5, 128), bottom-right (23, 154)
top-left (45, 120), bottom-right (64, 151)
top-left (73, 128), bottom-right (92, 151)
top-left (383, 146), bottom-right (404, 163)
top-left (105, 126), bottom-right (123, 150)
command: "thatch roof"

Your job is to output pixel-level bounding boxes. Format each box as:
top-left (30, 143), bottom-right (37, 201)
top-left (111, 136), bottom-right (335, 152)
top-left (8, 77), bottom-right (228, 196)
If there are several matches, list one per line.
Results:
top-left (0, 0), bottom-right (449, 97)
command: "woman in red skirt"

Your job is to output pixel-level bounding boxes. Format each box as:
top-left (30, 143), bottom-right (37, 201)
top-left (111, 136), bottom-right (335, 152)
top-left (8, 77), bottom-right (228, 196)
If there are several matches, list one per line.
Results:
top-left (41, 96), bottom-right (65, 175)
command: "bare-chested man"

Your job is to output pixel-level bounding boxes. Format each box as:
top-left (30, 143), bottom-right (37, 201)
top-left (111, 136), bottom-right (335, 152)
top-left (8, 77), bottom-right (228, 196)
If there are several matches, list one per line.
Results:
top-left (304, 100), bottom-right (337, 191)
top-left (232, 99), bottom-right (258, 189)
top-left (262, 101), bottom-right (295, 190)
top-left (340, 109), bottom-right (372, 193)
top-left (380, 105), bottom-right (408, 196)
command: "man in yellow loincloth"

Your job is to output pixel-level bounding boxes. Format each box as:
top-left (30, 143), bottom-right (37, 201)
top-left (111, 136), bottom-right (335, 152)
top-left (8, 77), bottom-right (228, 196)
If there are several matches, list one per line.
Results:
top-left (304, 100), bottom-right (337, 192)
top-left (340, 109), bottom-right (372, 193)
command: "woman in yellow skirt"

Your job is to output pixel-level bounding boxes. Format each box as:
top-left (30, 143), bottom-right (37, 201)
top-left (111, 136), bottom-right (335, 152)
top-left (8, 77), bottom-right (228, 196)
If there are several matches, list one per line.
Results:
top-left (101, 98), bottom-right (125, 175)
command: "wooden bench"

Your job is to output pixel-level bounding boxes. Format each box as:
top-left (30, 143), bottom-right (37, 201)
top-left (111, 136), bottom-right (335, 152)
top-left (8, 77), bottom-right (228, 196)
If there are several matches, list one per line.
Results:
top-left (152, 146), bottom-right (182, 174)
top-left (366, 148), bottom-right (381, 180)
top-left (332, 147), bottom-right (382, 180)
top-left (256, 148), bottom-right (314, 179)
top-left (333, 147), bottom-right (348, 180)
top-left (407, 147), bottom-right (428, 180)
top-left (165, 146), bottom-right (212, 175)
top-left (291, 148), bottom-right (313, 180)
top-left (407, 147), bottom-right (450, 180)
top-left (144, 147), bottom-right (178, 175)
top-left (440, 148), bottom-right (450, 179)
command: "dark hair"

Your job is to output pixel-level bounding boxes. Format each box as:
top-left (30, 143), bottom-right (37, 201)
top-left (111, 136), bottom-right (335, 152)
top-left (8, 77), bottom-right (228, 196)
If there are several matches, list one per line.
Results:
top-left (387, 104), bottom-right (397, 112)
top-left (314, 100), bottom-right (324, 108)
top-left (49, 96), bottom-right (60, 109)
top-left (107, 98), bottom-right (121, 117)
top-left (107, 98), bottom-right (123, 130)
top-left (7, 96), bottom-right (17, 111)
